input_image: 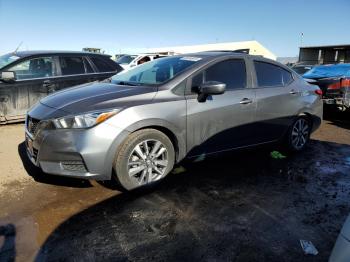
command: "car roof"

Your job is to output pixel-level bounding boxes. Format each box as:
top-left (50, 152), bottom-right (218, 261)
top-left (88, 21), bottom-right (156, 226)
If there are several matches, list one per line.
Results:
top-left (7, 50), bottom-right (111, 58)
top-left (178, 51), bottom-right (253, 59)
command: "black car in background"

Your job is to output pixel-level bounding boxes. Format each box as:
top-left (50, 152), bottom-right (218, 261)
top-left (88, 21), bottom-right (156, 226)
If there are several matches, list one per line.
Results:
top-left (0, 51), bottom-right (123, 124)
top-left (291, 64), bottom-right (313, 75)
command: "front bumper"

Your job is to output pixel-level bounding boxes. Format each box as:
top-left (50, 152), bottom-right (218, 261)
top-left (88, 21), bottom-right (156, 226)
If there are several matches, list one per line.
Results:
top-left (25, 119), bottom-right (130, 181)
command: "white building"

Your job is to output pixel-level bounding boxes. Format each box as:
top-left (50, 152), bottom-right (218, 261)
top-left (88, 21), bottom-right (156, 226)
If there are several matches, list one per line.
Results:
top-left (149, 40), bottom-right (276, 60)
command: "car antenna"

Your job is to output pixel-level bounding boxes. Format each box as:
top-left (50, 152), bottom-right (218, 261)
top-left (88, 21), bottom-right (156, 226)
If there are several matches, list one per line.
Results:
top-left (14, 41), bottom-right (23, 55)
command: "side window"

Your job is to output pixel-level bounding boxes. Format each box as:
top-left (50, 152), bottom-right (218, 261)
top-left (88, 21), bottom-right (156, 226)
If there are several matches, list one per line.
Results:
top-left (59, 57), bottom-right (85, 75)
top-left (90, 57), bottom-right (115, 72)
top-left (254, 61), bottom-right (293, 87)
top-left (281, 69), bottom-right (293, 85)
top-left (190, 59), bottom-right (246, 93)
top-left (83, 58), bottom-right (94, 73)
top-left (206, 60), bottom-right (246, 90)
top-left (8, 57), bottom-right (53, 80)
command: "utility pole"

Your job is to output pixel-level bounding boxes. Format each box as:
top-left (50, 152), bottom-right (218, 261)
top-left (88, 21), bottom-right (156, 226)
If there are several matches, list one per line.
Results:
top-left (300, 32), bottom-right (304, 47)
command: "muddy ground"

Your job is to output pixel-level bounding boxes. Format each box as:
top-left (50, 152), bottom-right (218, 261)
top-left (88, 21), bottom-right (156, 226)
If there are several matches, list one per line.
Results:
top-left (0, 110), bottom-right (350, 262)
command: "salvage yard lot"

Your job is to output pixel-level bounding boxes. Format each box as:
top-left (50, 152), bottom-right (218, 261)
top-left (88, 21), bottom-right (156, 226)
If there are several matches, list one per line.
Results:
top-left (0, 111), bottom-right (350, 261)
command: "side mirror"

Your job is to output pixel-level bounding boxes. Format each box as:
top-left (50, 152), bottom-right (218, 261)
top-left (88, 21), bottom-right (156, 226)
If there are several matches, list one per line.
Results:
top-left (198, 81), bottom-right (226, 102)
top-left (0, 71), bottom-right (16, 83)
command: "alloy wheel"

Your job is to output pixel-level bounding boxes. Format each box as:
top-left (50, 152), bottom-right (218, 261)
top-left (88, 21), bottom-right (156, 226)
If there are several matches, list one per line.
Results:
top-left (127, 139), bottom-right (169, 185)
top-left (291, 118), bottom-right (309, 150)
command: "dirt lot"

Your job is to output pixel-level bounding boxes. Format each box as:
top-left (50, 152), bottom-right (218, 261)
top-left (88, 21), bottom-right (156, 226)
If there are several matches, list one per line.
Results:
top-left (0, 111), bottom-right (350, 261)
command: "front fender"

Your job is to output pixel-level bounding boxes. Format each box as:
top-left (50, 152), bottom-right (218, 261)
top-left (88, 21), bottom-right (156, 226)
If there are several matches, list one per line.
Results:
top-left (122, 118), bottom-right (187, 163)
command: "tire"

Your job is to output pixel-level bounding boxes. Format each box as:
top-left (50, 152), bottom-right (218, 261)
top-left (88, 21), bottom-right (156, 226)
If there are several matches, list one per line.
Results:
top-left (286, 117), bottom-right (311, 152)
top-left (114, 129), bottom-right (175, 190)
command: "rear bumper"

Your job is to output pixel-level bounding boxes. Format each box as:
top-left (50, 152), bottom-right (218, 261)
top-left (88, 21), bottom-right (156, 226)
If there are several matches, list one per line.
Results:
top-left (25, 121), bottom-right (130, 181)
top-left (323, 88), bottom-right (350, 108)
top-left (323, 97), bottom-right (350, 108)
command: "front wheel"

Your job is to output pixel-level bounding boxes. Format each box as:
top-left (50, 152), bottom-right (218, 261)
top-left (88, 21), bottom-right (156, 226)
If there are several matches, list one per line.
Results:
top-left (114, 129), bottom-right (175, 190)
top-left (287, 117), bottom-right (311, 152)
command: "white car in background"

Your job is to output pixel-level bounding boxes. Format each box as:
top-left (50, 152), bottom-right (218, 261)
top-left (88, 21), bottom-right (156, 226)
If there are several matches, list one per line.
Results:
top-left (116, 54), bottom-right (168, 70)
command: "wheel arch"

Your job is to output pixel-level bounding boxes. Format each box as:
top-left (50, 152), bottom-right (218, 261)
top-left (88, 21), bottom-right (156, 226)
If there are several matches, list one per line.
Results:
top-left (297, 108), bottom-right (322, 133)
top-left (122, 119), bottom-right (187, 163)
top-left (297, 112), bottom-right (313, 129)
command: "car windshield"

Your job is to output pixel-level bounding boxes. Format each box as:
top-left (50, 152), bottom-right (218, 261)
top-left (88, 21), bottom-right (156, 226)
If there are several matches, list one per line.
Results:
top-left (0, 53), bottom-right (21, 69)
top-left (112, 56), bottom-right (202, 86)
top-left (116, 55), bottom-right (137, 65)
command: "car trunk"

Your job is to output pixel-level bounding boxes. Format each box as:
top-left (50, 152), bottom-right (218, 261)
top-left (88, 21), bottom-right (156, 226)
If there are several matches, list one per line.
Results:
top-left (309, 77), bottom-right (344, 99)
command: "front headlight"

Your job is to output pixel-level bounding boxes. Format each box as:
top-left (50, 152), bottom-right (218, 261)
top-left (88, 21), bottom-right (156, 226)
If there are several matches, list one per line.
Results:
top-left (52, 110), bottom-right (119, 129)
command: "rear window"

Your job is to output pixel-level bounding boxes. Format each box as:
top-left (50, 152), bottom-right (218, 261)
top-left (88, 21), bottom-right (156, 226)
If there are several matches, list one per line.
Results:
top-left (84, 58), bottom-right (94, 73)
top-left (60, 57), bottom-right (85, 75)
top-left (116, 55), bottom-right (137, 65)
top-left (90, 56), bottom-right (116, 72)
top-left (254, 61), bottom-right (293, 87)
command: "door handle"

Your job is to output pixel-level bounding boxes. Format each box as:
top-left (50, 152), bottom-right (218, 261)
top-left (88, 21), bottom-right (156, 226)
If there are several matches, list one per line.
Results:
top-left (42, 80), bottom-right (52, 88)
top-left (240, 98), bottom-right (253, 104)
top-left (289, 89), bottom-right (298, 95)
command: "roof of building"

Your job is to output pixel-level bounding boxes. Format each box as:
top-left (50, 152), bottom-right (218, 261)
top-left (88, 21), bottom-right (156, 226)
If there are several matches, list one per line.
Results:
top-left (300, 44), bottom-right (350, 49)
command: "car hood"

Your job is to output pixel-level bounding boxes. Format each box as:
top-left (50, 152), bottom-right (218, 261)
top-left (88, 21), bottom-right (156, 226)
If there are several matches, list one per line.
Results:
top-left (40, 82), bottom-right (157, 115)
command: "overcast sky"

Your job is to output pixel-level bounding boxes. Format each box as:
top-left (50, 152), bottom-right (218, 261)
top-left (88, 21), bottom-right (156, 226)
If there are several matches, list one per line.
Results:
top-left (1, 0), bottom-right (349, 57)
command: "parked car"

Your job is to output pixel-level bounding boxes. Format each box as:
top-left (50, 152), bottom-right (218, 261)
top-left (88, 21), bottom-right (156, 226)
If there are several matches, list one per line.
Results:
top-left (25, 52), bottom-right (322, 190)
top-left (0, 51), bottom-right (123, 124)
top-left (115, 54), bottom-right (128, 60)
top-left (116, 54), bottom-right (168, 70)
top-left (291, 64), bottom-right (313, 75)
top-left (303, 63), bottom-right (350, 111)
top-left (330, 214), bottom-right (350, 262)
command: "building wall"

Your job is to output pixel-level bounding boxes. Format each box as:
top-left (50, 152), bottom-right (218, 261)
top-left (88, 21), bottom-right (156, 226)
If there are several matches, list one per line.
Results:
top-left (299, 45), bottom-right (350, 65)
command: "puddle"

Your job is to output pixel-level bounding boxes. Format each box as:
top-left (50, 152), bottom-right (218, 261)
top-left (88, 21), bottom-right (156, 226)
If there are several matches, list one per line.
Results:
top-left (0, 180), bottom-right (118, 262)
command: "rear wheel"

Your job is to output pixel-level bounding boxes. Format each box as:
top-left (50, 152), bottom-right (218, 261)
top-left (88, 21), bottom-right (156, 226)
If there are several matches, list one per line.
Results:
top-left (114, 129), bottom-right (175, 190)
top-left (287, 117), bottom-right (311, 152)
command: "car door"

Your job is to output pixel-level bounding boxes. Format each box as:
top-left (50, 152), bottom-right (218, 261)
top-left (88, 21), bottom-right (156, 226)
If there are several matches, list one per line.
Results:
top-left (252, 59), bottom-right (300, 143)
top-left (54, 56), bottom-right (94, 92)
top-left (185, 58), bottom-right (257, 157)
top-left (0, 56), bottom-right (56, 122)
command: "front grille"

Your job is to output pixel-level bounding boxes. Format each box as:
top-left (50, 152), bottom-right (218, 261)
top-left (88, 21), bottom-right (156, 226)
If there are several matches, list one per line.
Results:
top-left (27, 116), bottom-right (40, 135)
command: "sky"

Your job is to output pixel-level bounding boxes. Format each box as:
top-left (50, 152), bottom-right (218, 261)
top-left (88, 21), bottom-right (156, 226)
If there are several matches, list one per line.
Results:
top-left (1, 0), bottom-right (349, 57)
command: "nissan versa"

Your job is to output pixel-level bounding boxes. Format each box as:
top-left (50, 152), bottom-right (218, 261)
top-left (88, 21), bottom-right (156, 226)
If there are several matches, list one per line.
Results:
top-left (25, 52), bottom-right (323, 190)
